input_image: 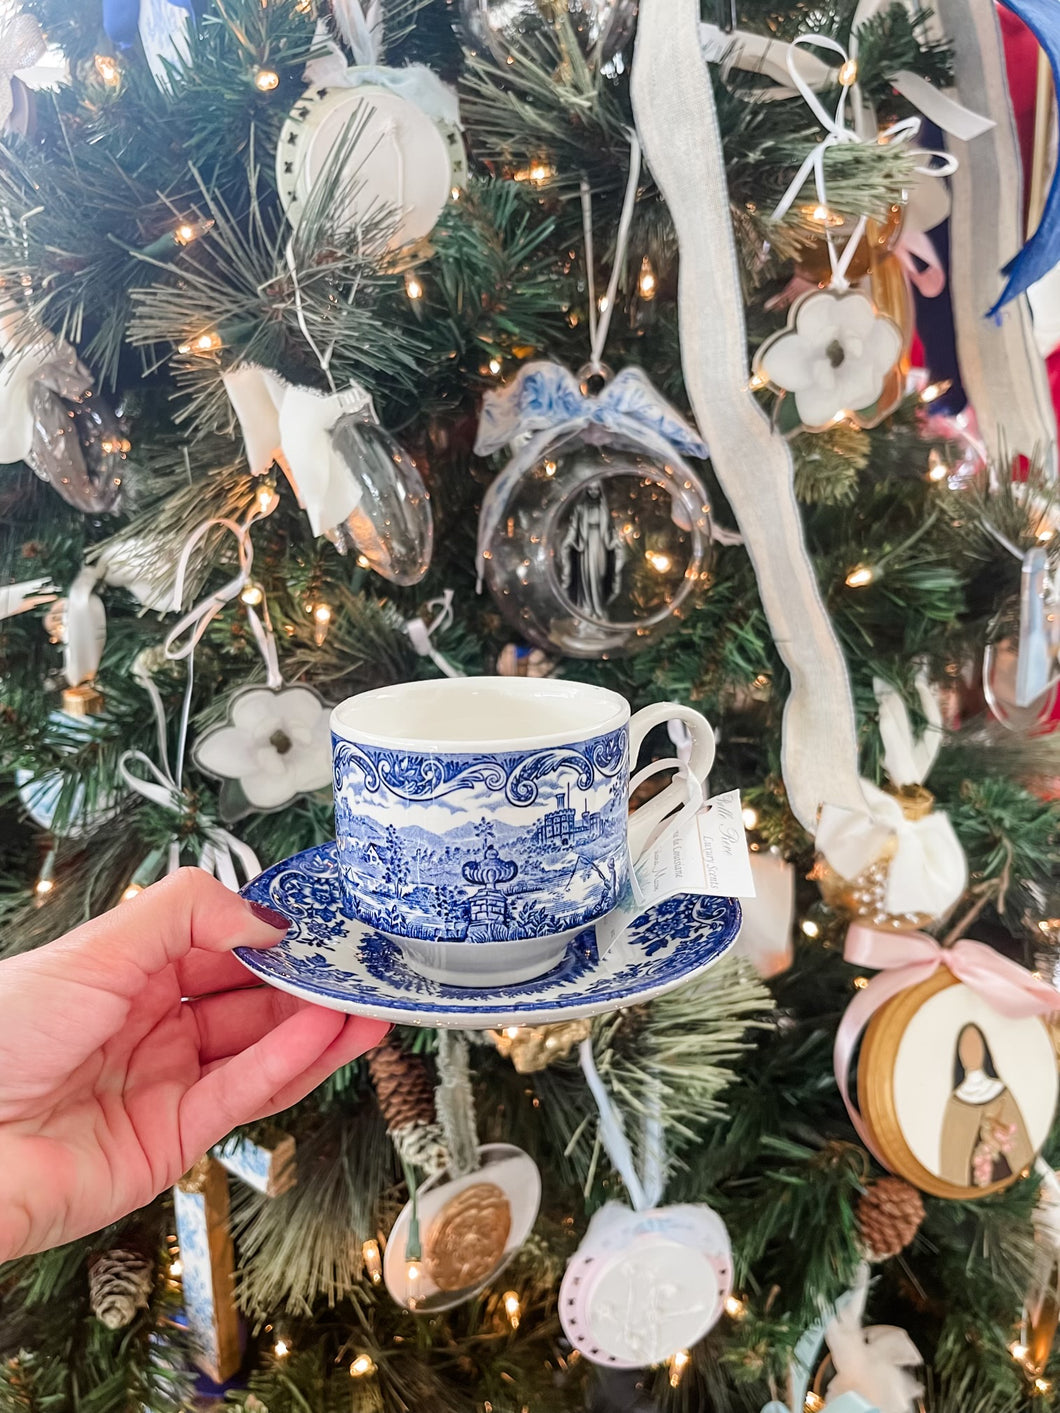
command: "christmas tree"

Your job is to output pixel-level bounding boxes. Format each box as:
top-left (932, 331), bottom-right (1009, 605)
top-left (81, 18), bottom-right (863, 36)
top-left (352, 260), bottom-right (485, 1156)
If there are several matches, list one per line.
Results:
top-left (2, 0), bottom-right (1060, 1409)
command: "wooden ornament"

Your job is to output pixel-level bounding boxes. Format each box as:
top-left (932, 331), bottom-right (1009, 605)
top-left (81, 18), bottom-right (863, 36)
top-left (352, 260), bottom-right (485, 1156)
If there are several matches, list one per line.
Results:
top-left (173, 1158), bottom-right (242, 1383)
top-left (424, 1181), bottom-right (512, 1292)
top-left (856, 971), bottom-right (1058, 1200)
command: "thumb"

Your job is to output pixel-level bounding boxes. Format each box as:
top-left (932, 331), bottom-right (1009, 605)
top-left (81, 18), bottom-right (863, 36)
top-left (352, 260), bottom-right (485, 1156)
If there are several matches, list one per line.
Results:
top-left (38, 867), bottom-right (289, 998)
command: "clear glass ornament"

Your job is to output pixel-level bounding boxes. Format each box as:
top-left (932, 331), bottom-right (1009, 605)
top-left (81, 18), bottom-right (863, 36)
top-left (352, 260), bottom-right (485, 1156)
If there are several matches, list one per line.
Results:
top-left (480, 426), bottom-right (713, 658)
top-left (462, 0), bottom-right (637, 66)
top-left (327, 414), bottom-right (433, 585)
top-left (24, 349), bottom-right (127, 515)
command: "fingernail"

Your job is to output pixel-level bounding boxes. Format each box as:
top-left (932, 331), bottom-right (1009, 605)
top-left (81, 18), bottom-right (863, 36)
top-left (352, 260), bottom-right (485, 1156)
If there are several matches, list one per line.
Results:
top-left (247, 900), bottom-right (291, 933)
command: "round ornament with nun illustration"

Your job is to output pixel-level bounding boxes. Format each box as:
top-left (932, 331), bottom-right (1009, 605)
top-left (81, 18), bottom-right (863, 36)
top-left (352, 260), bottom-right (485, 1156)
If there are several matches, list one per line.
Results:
top-left (855, 971), bottom-right (1058, 1200)
top-left (476, 364), bottom-right (714, 659)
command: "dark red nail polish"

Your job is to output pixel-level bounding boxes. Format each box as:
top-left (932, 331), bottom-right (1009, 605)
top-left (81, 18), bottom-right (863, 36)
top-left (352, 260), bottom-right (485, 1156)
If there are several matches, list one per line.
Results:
top-left (247, 900), bottom-right (291, 932)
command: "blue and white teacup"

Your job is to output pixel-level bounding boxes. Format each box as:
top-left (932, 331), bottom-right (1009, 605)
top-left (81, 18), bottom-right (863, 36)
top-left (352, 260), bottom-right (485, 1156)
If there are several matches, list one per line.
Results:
top-left (331, 677), bottom-right (715, 987)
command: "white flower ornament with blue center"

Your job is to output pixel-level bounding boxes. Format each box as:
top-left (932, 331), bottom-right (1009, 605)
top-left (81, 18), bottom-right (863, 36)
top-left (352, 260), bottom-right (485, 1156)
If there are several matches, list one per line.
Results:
top-left (754, 288), bottom-right (903, 432)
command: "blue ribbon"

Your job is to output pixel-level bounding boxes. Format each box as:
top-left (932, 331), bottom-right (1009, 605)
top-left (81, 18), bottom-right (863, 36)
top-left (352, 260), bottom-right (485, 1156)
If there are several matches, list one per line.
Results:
top-left (989, 0), bottom-right (1060, 314)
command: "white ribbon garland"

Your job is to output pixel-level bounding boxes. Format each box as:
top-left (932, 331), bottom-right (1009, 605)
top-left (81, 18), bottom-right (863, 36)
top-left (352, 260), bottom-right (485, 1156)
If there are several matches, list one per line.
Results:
top-left (222, 366), bottom-right (374, 538)
top-left (405, 590), bottom-right (465, 678)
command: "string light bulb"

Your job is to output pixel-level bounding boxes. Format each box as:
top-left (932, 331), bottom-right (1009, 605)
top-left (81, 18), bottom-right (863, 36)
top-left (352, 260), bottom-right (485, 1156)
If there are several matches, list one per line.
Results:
top-left (638, 255), bottom-right (657, 301)
top-left (178, 331), bottom-right (222, 355)
top-left (804, 1395), bottom-right (825, 1413)
top-left (748, 372), bottom-right (766, 391)
top-left (254, 480), bottom-right (279, 516)
top-left (405, 271), bottom-right (424, 301)
top-left (241, 582), bottom-right (265, 607)
top-left (724, 1295), bottom-right (746, 1319)
top-left (927, 451), bottom-right (950, 483)
top-left (502, 1291), bottom-right (521, 1330)
top-left (121, 882), bottom-right (144, 902)
top-left (668, 1350), bottom-right (690, 1388)
top-left (174, 219), bottom-right (213, 246)
top-left (488, 357), bottom-right (502, 376)
top-left (407, 1260), bottom-right (421, 1285)
top-left (845, 564), bottom-right (875, 588)
top-left (741, 807), bottom-right (758, 830)
top-left (273, 1337), bottom-right (290, 1358)
top-left (1011, 1342), bottom-right (1029, 1362)
top-left (35, 851), bottom-right (56, 901)
top-left (362, 1238), bottom-right (383, 1284)
top-left (1035, 1378), bottom-right (1052, 1395)
top-left (801, 918), bottom-right (820, 938)
top-left (837, 58), bottom-right (858, 86)
top-left (350, 1354), bottom-right (376, 1378)
top-left (528, 161), bottom-right (552, 184)
top-left (919, 379), bottom-right (951, 404)
top-left (645, 550), bottom-right (672, 573)
top-left (312, 601), bottom-right (333, 647)
top-left (254, 66), bottom-right (280, 91)
top-left (94, 54), bottom-right (121, 87)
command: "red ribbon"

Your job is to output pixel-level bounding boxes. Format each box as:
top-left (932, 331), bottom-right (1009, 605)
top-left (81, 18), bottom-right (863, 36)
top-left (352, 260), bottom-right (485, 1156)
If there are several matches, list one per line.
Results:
top-left (833, 924), bottom-right (1060, 1162)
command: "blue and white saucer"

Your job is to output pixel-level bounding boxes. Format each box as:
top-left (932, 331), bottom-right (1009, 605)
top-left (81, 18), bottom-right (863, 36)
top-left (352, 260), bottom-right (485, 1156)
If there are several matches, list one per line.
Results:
top-left (237, 843), bottom-right (742, 1029)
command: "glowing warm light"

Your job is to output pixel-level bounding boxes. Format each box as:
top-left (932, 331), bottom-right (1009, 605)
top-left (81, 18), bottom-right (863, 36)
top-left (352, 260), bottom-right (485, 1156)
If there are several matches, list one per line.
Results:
top-left (638, 256), bottom-right (657, 301)
top-left (405, 272), bottom-right (424, 300)
top-left (94, 54), bottom-right (121, 86)
top-left (35, 877), bottom-right (54, 897)
top-left (837, 58), bottom-right (858, 86)
top-left (801, 919), bottom-right (820, 938)
top-left (919, 380), bottom-right (951, 403)
top-left (528, 161), bottom-right (552, 184)
top-left (179, 331), bottom-right (222, 355)
top-left (254, 67), bottom-right (280, 91)
top-left (805, 1395), bottom-right (825, 1413)
top-left (1037, 527), bottom-right (1056, 543)
top-left (927, 452), bottom-right (949, 483)
top-left (350, 1354), bottom-right (376, 1377)
top-left (121, 883), bottom-right (144, 902)
top-left (845, 565), bottom-right (875, 588)
top-left (668, 1349), bottom-right (690, 1388)
top-left (294, 0), bottom-right (312, 11)
top-left (241, 583), bottom-right (264, 607)
top-left (812, 204), bottom-right (831, 223)
top-left (853, 976), bottom-right (869, 990)
top-left (174, 223), bottom-right (199, 245)
top-left (741, 807), bottom-right (758, 830)
top-left (1035, 1378), bottom-right (1052, 1394)
top-left (544, 460), bottom-right (557, 476)
top-left (748, 373), bottom-right (766, 391)
top-left (724, 1295), bottom-right (746, 1319)
top-left (451, 186), bottom-right (461, 201)
top-left (407, 1261), bottom-right (421, 1283)
top-left (597, 294), bottom-right (610, 314)
top-left (645, 550), bottom-right (672, 573)
top-left (503, 1290), bottom-right (521, 1330)
top-left (1011, 1343), bottom-right (1029, 1362)
top-left (362, 1238), bottom-right (383, 1284)
top-left (255, 481), bottom-right (279, 515)
top-left (169, 1259), bottom-right (183, 1278)
top-left (504, 1027), bottom-right (520, 1039)
top-left (488, 358), bottom-right (502, 375)
top-left (313, 603), bottom-right (332, 625)
top-left (273, 1339), bottom-right (290, 1358)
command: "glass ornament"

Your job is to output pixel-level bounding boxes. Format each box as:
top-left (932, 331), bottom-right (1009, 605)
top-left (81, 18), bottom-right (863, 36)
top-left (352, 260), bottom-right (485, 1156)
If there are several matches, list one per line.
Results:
top-left (480, 426), bottom-right (713, 658)
top-left (461, 0), bottom-right (638, 66)
top-left (326, 413), bottom-right (433, 585)
top-left (21, 344), bottom-right (127, 514)
top-left (795, 204), bottom-right (904, 286)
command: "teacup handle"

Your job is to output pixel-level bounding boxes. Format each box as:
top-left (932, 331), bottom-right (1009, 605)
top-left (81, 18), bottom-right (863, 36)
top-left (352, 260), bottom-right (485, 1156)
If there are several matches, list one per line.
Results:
top-left (626, 703), bottom-right (716, 865)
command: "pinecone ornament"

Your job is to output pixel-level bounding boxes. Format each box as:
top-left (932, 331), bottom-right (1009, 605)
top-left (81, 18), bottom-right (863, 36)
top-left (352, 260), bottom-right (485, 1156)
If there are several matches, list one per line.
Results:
top-left (368, 1032), bottom-right (448, 1175)
top-left (856, 1177), bottom-right (925, 1260)
top-left (88, 1245), bottom-right (155, 1329)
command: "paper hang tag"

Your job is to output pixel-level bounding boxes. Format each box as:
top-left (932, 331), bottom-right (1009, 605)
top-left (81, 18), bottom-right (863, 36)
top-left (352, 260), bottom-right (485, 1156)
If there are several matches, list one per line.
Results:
top-left (598, 791), bottom-right (755, 954)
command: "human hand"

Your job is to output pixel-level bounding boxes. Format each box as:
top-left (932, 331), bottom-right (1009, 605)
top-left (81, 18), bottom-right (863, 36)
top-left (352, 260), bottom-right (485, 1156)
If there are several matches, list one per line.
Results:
top-left (0, 868), bottom-right (388, 1260)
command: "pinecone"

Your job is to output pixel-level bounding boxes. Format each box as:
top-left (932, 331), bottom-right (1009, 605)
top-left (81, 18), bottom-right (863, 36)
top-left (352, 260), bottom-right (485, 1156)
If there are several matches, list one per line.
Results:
top-left (856, 1177), bottom-right (925, 1260)
top-left (88, 1246), bottom-right (155, 1329)
top-left (368, 1032), bottom-right (437, 1133)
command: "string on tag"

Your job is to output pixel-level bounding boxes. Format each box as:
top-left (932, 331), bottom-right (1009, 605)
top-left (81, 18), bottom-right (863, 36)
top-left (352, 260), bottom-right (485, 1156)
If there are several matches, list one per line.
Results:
top-left (578, 1039), bottom-right (666, 1211)
top-left (406, 590), bottom-right (465, 678)
top-left (579, 130), bottom-right (643, 374)
top-left (771, 34), bottom-right (954, 292)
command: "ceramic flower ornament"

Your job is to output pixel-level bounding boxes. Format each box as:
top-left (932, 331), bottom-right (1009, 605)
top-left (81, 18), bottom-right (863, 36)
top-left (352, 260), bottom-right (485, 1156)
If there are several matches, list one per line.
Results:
top-left (754, 289), bottom-right (903, 432)
top-left (193, 684), bottom-right (332, 820)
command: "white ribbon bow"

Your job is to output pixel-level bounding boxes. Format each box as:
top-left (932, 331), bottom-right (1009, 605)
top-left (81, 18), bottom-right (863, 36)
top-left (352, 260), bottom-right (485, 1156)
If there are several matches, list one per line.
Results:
top-left (222, 366), bottom-right (372, 538)
top-left (0, 313), bottom-right (75, 464)
top-left (873, 672), bottom-right (942, 788)
top-left (823, 1265), bottom-right (922, 1413)
top-left (119, 752), bottom-right (261, 891)
top-left (0, 7), bottom-right (45, 131)
top-left (817, 779), bottom-right (967, 919)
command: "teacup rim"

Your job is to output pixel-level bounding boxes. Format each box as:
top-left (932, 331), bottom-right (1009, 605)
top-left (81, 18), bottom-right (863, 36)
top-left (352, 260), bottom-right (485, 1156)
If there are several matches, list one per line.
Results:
top-left (330, 674), bottom-right (631, 752)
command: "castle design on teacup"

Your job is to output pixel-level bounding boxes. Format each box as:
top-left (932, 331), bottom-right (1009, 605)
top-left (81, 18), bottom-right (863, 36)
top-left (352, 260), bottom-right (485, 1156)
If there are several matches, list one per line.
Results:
top-left (332, 727), bottom-right (628, 943)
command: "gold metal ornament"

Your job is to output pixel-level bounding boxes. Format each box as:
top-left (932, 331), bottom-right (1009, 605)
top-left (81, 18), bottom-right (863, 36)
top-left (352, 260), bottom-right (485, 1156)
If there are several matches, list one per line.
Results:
top-left (795, 205), bottom-right (904, 286)
top-left (424, 1182), bottom-right (512, 1292)
top-left (812, 784), bottom-right (937, 931)
top-left (489, 1018), bottom-right (592, 1073)
top-left (62, 682), bottom-right (105, 716)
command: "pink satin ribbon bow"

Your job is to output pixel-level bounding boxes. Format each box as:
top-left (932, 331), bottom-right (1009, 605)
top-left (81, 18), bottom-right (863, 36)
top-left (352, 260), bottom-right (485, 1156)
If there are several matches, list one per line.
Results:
top-left (834, 924), bottom-right (1060, 1163)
